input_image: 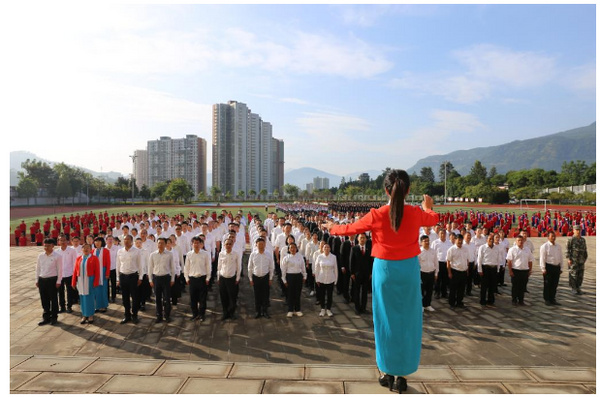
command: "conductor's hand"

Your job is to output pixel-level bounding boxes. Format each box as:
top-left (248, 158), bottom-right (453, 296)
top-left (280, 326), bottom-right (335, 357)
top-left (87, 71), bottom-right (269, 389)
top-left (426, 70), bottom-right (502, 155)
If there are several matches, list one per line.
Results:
top-left (324, 221), bottom-right (335, 231)
top-left (422, 194), bottom-right (434, 211)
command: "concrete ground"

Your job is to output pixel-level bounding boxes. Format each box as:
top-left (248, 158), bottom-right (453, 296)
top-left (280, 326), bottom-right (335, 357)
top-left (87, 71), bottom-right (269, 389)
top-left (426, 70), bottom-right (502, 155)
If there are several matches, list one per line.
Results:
top-left (10, 237), bottom-right (596, 393)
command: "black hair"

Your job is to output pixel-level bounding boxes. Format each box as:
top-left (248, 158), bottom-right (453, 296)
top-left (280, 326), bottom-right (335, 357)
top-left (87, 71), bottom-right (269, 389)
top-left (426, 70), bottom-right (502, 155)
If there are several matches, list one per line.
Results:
top-left (93, 236), bottom-right (106, 247)
top-left (384, 169), bottom-right (410, 232)
top-left (419, 235), bottom-right (429, 242)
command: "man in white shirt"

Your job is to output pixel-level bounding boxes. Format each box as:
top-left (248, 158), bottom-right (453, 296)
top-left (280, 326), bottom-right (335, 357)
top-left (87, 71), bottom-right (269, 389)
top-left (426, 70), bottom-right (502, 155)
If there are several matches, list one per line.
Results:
top-left (116, 235), bottom-right (142, 324)
top-left (540, 231), bottom-right (564, 305)
top-left (185, 237), bottom-right (211, 321)
top-left (463, 231), bottom-right (477, 296)
top-left (56, 234), bottom-right (77, 313)
top-left (36, 238), bottom-right (63, 326)
top-left (447, 234), bottom-right (469, 308)
top-left (217, 238), bottom-right (241, 321)
top-left (149, 238), bottom-right (175, 323)
top-left (106, 235), bottom-right (120, 303)
top-left (477, 234), bottom-right (500, 307)
top-left (248, 237), bottom-right (275, 319)
top-left (431, 229), bottom-right (452, 299)
top-left (418, 235), bottom-right (438, 312)
top-left (506, 235), bottom-right (534, 306)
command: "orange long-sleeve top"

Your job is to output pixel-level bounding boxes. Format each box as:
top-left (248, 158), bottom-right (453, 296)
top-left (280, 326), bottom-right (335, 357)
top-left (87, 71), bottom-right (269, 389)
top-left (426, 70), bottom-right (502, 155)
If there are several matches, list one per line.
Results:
top-left (72, 255), bottom-right (101, 289)
top-left (330, 204), bottom-right (439, 261)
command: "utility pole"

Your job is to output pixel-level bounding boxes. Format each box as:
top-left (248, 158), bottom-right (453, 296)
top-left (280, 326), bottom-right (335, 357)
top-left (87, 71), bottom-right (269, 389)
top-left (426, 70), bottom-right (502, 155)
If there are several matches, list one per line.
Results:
top-left (444, 161), bottom-right (447, 206)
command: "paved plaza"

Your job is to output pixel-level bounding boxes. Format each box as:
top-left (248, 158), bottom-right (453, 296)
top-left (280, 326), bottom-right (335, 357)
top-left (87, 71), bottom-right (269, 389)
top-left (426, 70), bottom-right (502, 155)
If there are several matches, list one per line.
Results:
top-left (10, 237), bottom-right (596, 393)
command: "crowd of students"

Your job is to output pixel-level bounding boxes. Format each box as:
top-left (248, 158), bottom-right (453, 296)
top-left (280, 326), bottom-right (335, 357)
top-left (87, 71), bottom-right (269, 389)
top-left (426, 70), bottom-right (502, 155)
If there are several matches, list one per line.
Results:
top-left (25, 202), bottom-right (593, 327)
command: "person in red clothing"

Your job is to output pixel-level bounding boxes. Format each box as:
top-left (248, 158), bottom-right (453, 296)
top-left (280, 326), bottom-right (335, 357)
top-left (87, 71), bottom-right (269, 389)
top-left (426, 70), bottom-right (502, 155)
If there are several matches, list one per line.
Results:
top-left (36, 230), bottom-right (45, 246)
top-left (43, 219), bottom-right (51, 237)
top-left (63, 224), bottom-right (71, 241)
top-left (326, 169), bottom-right (438, 394)
top-left (30, 224), bottom-right (37, 243)
top-left (50, 228), bottom-right (59, 241)
top-left (19, 234), bottom-right (28, 246)
top-left (20, 220), bottom-right (27, 234)
top-left (14, 227), bottom-right (21, 246)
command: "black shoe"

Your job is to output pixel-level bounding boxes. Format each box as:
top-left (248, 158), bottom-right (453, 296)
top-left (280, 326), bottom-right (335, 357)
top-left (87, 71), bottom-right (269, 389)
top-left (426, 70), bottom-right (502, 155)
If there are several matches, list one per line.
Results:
top-left (263, 311), bottom-right (270, 319)
top-left (87, 319), bottom-right (94, 324)
top-left (551, 301), bottom-right (561, 306)
top-left (394, 376), bottom-right (408, 393)
top-left (457, 303), bottom-right (465, 308)
top-left (221, 315), bottom-right (229, 321)
top-left (66, 307), bottom-right (73, 313)
top-left (230, 314), bottom-right (238, 320)
top-left (132, 315), bottom-right (139, 324)
top-left (51, 319), bottom-right (58, 325)
top-left (434, 293), bottom-right (441, 299)
top-left (156, 317), bottom-right (163, 323)
top-left (165, 317), bottom-right (171, 323)
top-left (190, 315), bottom-right (198, 321)
top-left (98, 308), bottom-right (107, 313)
top-left (379, 374), bottom-right (395, 390)
top-left (139, 305), bottom-right (146, 312)
top-left (545, 300), bottom-right (552, 305)
top-left (38, 319), bottom-right (50, 326)
top-left (355, 309), bottom-right (361, 315)
top-left (518, 301), bottom-right (525, 306)
top-left (59, 307), bottom-right (66, 313)
top-left (512, 301), bottom-right (518, 306)
top-left (200, 316), bottom-right (206, 322)
top-left (80, 318), bottom-right (88, 324)
top-left (466, 292), bottom-right (473, 296)
top-left (254, 312), bottom-right (262, 319)
top-left (120, 317), bottom-right (131, 324)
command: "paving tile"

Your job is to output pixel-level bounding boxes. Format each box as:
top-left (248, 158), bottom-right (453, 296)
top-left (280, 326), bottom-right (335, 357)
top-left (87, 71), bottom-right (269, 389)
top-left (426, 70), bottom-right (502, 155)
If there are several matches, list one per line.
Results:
top-left (504, 383), bottom-right (593, 394)
top-left (526, 367), bottom-right (596, 383)
top-left (10, 371), bottom-right (40, 390)
top-left (583, 384), bottom-right (596, 393)
top-left (263, 380), bottom-right (344, 394)
top-left (408, 366), bottom-right (458, 382)
top-left (156, 360), bottom-right (233, 378)
top-left (229, 363), bottom-right (304, 380)
top-left (180, 378), bottom-right (265, 394)
top-left (344, 381), bottom-right (427, 394)
top-left (15, 372), bottom-right (111, 393)
top-left (12, 356), bottom-right (97, 373)
top-left (453, 366), bottom-right (534, 381)
top-left (305, 365), bottom-right (379, 381)
top-left (424, 382), bottom-right (509, 394)
top-left (10, 355), bottom-right (32, 369)
top-left (83, 357), bottom-right (164, 375)
top-left (98, 374), bottom-right (186, 394)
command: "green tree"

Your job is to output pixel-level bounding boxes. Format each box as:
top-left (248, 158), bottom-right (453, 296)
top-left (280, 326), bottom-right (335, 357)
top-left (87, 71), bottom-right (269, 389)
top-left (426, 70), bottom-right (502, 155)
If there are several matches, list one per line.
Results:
top-left (164, 179), bottom-right (194, 202)
top-left (151, 181), bottom-right (169, 201)
top-left (210, 186), bottom-right (222, 202)
top-left (16, 176), bottom-right (38, 205)
top-left (248, 189), bottom-right (256, 200)
top-left (439, 161), bottom-right (455, 182)
top-left (583, 162), bottom-right (596, 185)
top-left (20, 159), bottom-right (57, 195)
top-left (55, 174), bottom-right (73, 205)
top-left (237, 190), bottom-right (245, 201)
top-left (259, 189), bottom-right (268, 201)
top-left (468, 160), bottom-right (487, 185)
top-left (139, 184), bottom-right (152, 201)
top-left (420, 167), bottom-right (435, 184)
top-left (283, 183), bottom-right (299, 199)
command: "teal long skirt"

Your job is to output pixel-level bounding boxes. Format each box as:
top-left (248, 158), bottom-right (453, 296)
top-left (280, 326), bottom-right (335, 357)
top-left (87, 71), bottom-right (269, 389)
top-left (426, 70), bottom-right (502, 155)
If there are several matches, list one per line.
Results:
top-left (372, 256), bottom-right (422, 376)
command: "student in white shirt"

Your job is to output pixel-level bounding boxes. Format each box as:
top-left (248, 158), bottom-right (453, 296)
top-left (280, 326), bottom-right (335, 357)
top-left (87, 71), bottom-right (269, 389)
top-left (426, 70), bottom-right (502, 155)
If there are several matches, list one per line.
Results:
top-left (506, 235), bottom-right (534, 306)
top-left (540, 231), bottom-right (564, 305)
top-left (418, 235), bottom-right (438, 312)
top-left (280, 243), bottom-right (307, 318)
top-left (185, 237), bottom-right (212, 321)
top-left (248, 237), bottom-right (275, 319)
top-left (217, 238), bottom-right (241, 321)
top-left (446, 234), bottom-right (469, 308)
top-left (314, 243), bottom-right (338, 317)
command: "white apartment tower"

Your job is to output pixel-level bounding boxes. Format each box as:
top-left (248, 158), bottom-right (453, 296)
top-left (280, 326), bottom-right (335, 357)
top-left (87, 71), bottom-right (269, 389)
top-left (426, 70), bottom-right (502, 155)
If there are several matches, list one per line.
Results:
top-left (147, 135), bottom-right (207, 196)
top-left (213, 101), bottom-right (283, 198)
top-left (133, 149), bottom-right (148, 189)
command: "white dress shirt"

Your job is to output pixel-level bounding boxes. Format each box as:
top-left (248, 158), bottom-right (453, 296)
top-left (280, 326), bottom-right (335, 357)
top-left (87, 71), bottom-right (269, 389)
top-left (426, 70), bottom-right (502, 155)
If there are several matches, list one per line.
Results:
top-left (280, 253), bottom-right (307, 284)
top-left (217, 250), bottom-right (241, 281)
top-left (36, 251), bottom-right (63, 281)
top-left (56, 246), bottom-right (77, 278)
top-left (432, 239), bottom-right (453, 262)
top-left (446, 245), bottom-right (469, 271)
top-left (149, 250), bottom-right (176, 281)
top-left (247, 251), bottom-right (275, 280)
top-left (540, 241), bottom-right (564, 271)
top-left (418, 247), bottom-right (438, 275)
top-left (184, 249), bottom-right (212, 281)
top-left (116, 246), bottom-right (143, 281)
top-left (506, 246), bottom-right (534, 271)
top-left (463, 241), bottom-right (477, 263)
top-left (477, 244), bottom-right (501, 273)
top-left (314, 253), bottom-right (338, 284)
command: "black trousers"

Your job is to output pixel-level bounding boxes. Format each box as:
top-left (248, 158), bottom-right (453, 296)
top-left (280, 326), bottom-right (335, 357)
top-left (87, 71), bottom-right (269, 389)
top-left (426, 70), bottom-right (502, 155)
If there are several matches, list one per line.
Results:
top-left (305, 263), bottom-right (315, 292)
top-left (466, 262), bottom-right (475, 294)
top-left (449, 269), bottom-right (467, 306)
top-left (275, 260), bottom-right (288, 298)
top-left (318, 282), bottom-right (335, 310)
top-left (286, 273), bottom-right (303, 312)
top-left (480, 266), bottom-right (497, 305)
top-left (153, 275), bottom-right (172, 319)
top-left (497, 266), bottom-right (506, 286)
top-left (189, 276), bottom-right (208, 317)
top-left (171, 274), bottom-right (181, 305)
top-left (120, 272), bottom-right (140, 318)
top-left (219, 276), bottom-right (238, 317)
top-left (251, 274), bottom-right (270, 313)
top-left (434, 261), bottom-right (449, 297)
top-left (543, 264), bottom-right (561, 302)
top-left (107, 269), bottom-right (117, 302)
top-left (421, 271), bottom-right (435, 307)
top-left (353, 275), bottom-right (369, 312)
top-left (39, 276), bottom-right (59, 321)
top-left (138, 274), bottom-right (152, 307)
top-left (58, 275), bottom-right (76, 309)
top-left (511, 269), bottom-right (529, 303)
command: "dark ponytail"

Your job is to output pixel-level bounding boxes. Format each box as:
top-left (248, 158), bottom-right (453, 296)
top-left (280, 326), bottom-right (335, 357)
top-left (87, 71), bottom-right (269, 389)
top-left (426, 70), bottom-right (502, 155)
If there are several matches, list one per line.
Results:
top-left (385, 169), bottom-right (410, 232)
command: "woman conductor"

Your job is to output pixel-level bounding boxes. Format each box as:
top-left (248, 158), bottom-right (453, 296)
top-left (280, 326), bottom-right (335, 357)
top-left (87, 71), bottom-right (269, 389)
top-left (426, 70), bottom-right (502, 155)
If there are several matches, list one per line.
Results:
top-left (326, 169), bottom-right (438, 393)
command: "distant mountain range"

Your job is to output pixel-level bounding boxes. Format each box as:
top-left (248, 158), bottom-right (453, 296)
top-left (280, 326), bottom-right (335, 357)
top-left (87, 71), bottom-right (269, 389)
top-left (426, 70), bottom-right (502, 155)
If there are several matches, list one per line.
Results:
top-left (283, 167), bottom-right (383, 189)
top-left (10, 151), bottom-right (123, 186)
top-left (406, 122), bottom-right (596, 180)
top-left (11, 122), bottom-right (596, 189)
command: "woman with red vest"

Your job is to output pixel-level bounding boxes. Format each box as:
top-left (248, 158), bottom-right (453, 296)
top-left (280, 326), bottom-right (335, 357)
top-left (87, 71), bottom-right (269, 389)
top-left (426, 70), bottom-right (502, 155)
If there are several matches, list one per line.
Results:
top-left (326, 169), bottom-right (438, 394)
top-left (72, 243), bottom-right (101, 324)
top-left (92, 237), bottom-right (111, 313)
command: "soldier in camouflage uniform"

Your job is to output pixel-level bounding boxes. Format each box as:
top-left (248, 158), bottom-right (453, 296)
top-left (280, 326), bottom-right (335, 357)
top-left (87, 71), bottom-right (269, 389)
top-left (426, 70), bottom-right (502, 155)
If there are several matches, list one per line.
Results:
top-left (567, 225), bottom-right (587, 295)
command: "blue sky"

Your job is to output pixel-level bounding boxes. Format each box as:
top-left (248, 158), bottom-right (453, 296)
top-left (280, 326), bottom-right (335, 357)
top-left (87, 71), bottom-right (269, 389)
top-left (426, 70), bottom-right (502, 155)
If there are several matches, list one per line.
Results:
top-left (5, 3), bottom-right (596, 177)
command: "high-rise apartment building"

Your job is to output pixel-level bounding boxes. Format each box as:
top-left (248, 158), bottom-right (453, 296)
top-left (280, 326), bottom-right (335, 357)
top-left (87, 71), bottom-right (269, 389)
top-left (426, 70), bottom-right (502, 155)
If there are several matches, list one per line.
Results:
top-left (147, 135), bottom-right (207, 196)
top-left (213, 100), bottom-right (283, 197)
top-left (314, 176), bottom-right (329, 190)
top-left (133, 149), bottom-right (148, 189)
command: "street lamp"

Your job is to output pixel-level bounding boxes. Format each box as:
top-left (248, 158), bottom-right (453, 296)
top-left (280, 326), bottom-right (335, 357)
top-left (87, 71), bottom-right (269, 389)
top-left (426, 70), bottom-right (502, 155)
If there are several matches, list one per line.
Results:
top-left (444, 161), bottom-right (447, 205)
top-left (129, 154), bottom-right (137, 205)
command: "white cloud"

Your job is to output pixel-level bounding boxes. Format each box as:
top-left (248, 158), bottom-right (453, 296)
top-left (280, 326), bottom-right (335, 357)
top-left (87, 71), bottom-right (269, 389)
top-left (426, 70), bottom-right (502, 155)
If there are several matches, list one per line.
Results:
top-left (338, 4), bottom-right (438, 27)
top-left (390, 44), bottom-right (558, 104)
top-left (561, 63), bottom-right (596, 93)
